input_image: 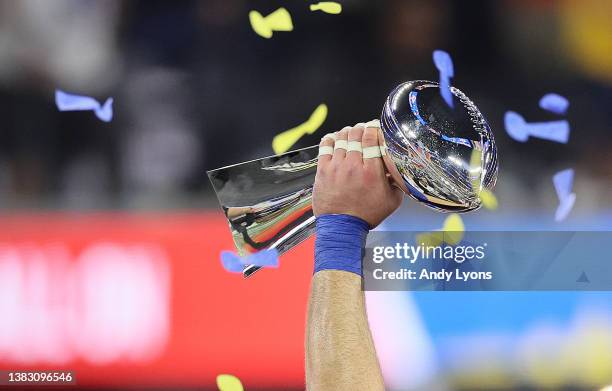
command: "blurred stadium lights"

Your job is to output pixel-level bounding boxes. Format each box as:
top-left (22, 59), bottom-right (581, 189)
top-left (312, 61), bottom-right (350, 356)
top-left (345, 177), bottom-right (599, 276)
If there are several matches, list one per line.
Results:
top-left (0, 242), bottom-right (170, 364)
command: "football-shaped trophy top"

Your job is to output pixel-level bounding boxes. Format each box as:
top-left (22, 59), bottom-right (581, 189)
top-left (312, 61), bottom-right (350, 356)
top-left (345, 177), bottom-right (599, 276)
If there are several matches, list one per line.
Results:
top-left (380, 80), bottom-right (498, 212)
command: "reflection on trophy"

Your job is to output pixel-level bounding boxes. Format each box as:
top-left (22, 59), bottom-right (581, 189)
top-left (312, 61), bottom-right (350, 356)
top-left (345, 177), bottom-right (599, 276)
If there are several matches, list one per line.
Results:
top-left (207, 80), bottom-right (498, 277)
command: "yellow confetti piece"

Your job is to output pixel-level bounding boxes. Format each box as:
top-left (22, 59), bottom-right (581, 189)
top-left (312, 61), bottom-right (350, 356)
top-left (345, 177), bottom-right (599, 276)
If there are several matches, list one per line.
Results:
top-left (569, 327), bottom-right (612, 386)
top-left (415, 213), bottom-right (464, 247)
top-left (469, 149), bottom-right (483, 191)
top-left (272, 103), bottom-right (328, 154)
top-left (442, 213), bottom-right (464, 245)
top-left (249, 8), bottom-right (293, 39)
top-left (470, 148), bottom-right (482, 168)
top-left (479, 188), bottom-right (498, 210)
top-left (310, 2), bottom-right (342, 14)
top-left (415, 231), bottom-right (443, 248)
top-left (217, 374), bottom-right (244, 391)
top-left (470, 149), bottom-right (498, 211)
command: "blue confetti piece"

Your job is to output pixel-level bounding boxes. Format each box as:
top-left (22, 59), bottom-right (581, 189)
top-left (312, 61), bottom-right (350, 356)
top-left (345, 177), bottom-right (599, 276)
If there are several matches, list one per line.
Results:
top-left (220, 251), bottom-right (246, 273)
top-left (539, 93), bottom-right (569, 115)
top-left (220, 248), bottom-right (279, 273)
top-left (555, 193), bottom-right (576, 222)
top-left (552, 169), bottom-right (576, 222)
top-left (55, 89), bottom-right (114, 122)
top-left (553, 168), bottom-right (574, 200)
top-left (433, 50), bottom-right (454, 108)
top-left (504, 111), bottom-right (570, 143)
top-left (504, 111), bottom-right (529, 142)
top-left (247, 248), bottom-right (279, 267)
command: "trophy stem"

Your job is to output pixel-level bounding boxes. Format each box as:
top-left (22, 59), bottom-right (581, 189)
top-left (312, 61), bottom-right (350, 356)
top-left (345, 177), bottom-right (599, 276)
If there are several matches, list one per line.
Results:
top-left (242, 215), bottom-right (316, 277)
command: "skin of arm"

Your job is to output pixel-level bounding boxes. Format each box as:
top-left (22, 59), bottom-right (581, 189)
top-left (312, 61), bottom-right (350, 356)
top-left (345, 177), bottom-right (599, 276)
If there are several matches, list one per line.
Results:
top-left (305, 124), bottom-right (403, 391)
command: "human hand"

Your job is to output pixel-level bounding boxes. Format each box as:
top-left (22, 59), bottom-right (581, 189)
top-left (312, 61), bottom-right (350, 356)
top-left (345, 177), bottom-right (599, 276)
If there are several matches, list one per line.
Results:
top-left (313, 122), bottom-right (403, 228)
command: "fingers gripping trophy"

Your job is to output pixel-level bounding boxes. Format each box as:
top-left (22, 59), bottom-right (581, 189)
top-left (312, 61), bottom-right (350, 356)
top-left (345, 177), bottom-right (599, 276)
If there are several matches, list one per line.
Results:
top-left (208, 80), bottom-right (499, 277)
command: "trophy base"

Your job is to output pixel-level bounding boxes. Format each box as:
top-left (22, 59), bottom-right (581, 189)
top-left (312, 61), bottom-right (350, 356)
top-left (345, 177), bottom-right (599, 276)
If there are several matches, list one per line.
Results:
top-left (242, 214), bottom-right (316, 278)
top-left (207, 146), bottom-right (319, 277)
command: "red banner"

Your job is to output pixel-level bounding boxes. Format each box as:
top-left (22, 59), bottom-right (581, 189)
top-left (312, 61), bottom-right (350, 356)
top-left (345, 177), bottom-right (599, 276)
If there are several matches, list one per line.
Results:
top-left (0, 212), bottom-right (313, 388)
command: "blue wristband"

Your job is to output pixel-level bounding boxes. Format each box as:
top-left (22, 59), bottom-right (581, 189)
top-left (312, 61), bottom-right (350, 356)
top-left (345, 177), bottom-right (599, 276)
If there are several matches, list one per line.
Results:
top-left (314, 214), bottom-right (370, 276)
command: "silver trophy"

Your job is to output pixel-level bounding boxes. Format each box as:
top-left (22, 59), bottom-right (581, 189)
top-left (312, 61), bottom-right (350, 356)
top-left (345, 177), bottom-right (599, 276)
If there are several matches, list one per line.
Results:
top-left (207, 80), bottom-right (498, 277)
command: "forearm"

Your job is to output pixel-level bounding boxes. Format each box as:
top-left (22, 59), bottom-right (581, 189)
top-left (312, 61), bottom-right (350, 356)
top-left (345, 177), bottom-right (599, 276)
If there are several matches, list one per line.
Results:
top-left (305, 123), bottom-right (401, 390)
top-left (306, 270), bottom-right (384, 391)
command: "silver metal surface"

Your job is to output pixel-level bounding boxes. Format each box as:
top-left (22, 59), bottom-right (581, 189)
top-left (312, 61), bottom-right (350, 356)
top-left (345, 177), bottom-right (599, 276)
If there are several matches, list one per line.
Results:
top-left (207, 80), bottom-right (498, 277)
top-left (207, 147), bottom-right (318, 277)
top-left (381, 80), bottom-right (498, 211)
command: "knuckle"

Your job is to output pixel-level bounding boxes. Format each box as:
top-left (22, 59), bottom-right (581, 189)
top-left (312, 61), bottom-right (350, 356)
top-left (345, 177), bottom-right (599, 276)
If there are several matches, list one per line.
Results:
top-left (315, 165), bottom-right (325, 178)
top-left (337, 128), bottom-right (349, 139)
top-left (345, 162), bottom-right (362, 177)
top-left (335, 161), bottom-right (351, 176)
top-left (319, 132), bottom-right (335, 146)
top-left (326, 162), bottom-right (339, 175)
top-left (345, 165), bottom-right (356, 177)
top-left (348, 126), bottom-right (364, 141)
top-left (316, 161), bottom-right (331, 176)
top-left (362, 129), bottom-right (378, 145)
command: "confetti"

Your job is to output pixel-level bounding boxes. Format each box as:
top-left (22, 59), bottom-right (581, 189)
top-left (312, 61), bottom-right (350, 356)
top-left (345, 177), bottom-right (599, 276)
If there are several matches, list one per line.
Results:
top-left (220, 249), bottom-right (279, 273)
top-left (442, 213), bottom-right (464, 245)
top-left (220, 251), bottom-right (245, 273)
top-left (539, 93), bottom-right (569, 115)
top-left (415, 213), bottom-right (465, 247)
top-left (246, 248), bottom-right (279, 267)
top-left (555, 193), bottom-right (576, 222)
top-left (469, 150), bottom-right (498, 210)
top-left (249, 8), bottom-right (293, 39)
top-left (217, 374), bottom-right (244, 391)
top-left (432, 50), bottom-right (454, 108)
top-left (55, 89), bottom-right (113, 122)
top-left (504, 111), bottom-right (570, 143)
top-left (272, 103), bottom-right (328, 154)
top-left (415, 231), bottom-right (443, 248)
top-left (553, 168), bottom-right (574, 200)
top-left (552, 168), bottom-right (576, 222)
top-left (310, 2), bottom-right (342, 14)
top-left (469, 148), bottom-right (483, 189)
top-left (479, 189), bottom-right (498, 210)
